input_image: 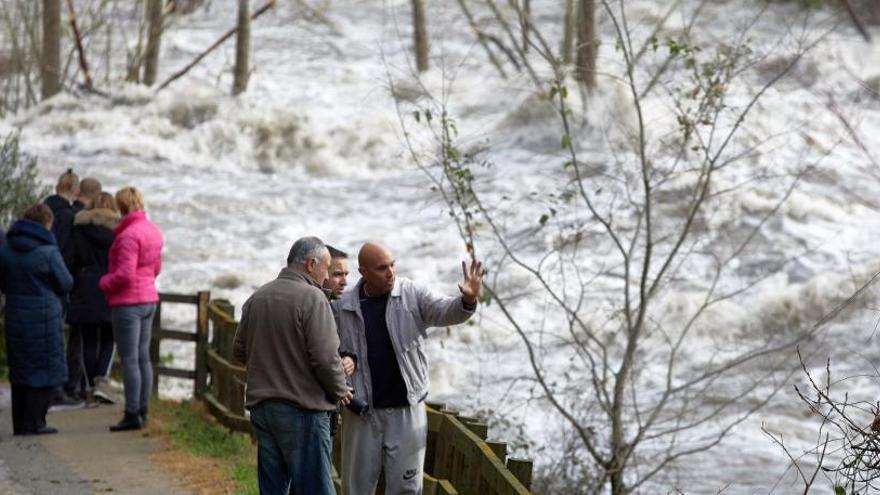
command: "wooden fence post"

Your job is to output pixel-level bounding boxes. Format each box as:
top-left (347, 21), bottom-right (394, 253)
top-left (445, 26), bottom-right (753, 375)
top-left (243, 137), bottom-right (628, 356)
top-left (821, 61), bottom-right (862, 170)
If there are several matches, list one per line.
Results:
top-left (194, 290), bottom-right (210, 397)
top-left (507, 458), bottom-right (533, 490)
top-left (487, 441), bottom-right (507, 461)
top-left (150, 300), bottom-right (162, 395)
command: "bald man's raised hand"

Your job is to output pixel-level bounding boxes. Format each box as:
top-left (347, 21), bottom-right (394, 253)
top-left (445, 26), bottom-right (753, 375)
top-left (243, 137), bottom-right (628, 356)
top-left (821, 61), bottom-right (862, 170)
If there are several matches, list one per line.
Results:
top-left (458, 259), bottom-right (485, 305)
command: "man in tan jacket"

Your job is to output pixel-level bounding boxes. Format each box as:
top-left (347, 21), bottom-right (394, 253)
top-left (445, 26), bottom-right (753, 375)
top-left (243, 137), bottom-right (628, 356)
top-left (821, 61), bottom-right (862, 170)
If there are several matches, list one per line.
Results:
top-left (233, 236), bottom-right (352, 495)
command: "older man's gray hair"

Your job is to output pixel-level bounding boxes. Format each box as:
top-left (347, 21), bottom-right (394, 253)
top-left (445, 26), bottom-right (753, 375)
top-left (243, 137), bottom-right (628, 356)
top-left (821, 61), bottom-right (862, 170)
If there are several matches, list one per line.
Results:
top-left (287, 236), bottom-right (329, 266)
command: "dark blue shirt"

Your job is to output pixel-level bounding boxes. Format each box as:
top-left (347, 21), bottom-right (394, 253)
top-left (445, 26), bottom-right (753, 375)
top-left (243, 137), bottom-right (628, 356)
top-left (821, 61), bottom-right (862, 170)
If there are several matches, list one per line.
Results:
top-left (360, 285), bottom-right (409, 408)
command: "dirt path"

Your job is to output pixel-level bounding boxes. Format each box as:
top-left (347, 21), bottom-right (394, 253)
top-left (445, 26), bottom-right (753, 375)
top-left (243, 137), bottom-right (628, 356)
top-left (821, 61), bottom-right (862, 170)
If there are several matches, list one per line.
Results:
top-left (0, 384), bottom-right (190, 494)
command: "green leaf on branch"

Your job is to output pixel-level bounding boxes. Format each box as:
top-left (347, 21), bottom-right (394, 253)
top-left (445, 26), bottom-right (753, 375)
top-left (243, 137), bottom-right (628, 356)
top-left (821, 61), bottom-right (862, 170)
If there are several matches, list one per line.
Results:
top-left (478, 292), bottom-right (492, 306)
top-left (539, 214), bottom-right (549, 226)
top-left (448, 147), bottom-right (461, 162)
top-left (413, 111), bottom-right (420, 123)
top-left (834, 487), bottom-right (846, 495)
top-left (561, 134), bottom-right (571, 149)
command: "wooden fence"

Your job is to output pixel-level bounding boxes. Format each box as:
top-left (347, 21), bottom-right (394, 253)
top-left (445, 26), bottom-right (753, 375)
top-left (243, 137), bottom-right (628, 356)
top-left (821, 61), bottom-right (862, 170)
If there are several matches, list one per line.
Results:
top-left (150, 291), bottom-right (209, 397)
top-left (152, 292), bottom-right (533, 494)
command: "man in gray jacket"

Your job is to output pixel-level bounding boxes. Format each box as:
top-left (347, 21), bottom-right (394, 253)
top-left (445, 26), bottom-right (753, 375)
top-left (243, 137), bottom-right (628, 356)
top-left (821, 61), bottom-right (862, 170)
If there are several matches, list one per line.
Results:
top-left (333, 242), bottom-right (484, 495)
top-left (233, 236), bottom-right (352, 495)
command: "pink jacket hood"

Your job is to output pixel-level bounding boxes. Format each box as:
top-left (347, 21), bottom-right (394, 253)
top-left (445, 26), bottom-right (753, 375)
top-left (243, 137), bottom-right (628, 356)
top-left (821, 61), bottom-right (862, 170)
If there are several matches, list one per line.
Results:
top-left (99, 210), bottom-right (163, 307)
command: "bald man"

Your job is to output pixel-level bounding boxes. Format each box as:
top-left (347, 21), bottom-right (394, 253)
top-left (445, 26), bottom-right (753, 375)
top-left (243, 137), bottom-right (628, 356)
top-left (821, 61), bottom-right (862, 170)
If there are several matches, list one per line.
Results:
top-left (332, 242), bottom-right (484, 495)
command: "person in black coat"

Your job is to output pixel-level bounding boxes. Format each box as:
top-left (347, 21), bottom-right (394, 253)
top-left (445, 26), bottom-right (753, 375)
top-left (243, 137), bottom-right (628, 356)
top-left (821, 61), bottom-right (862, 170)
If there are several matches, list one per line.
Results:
top-left (44, 170), bottom-right (85, 404)
top-left (0, 204), bottom-right (73, 435)
top-left (68, 192), bottom-right (120, 397)
top-left (54, 176), bottom-right (104, 400)
top-left (44, 169), bottom-right (81, 271)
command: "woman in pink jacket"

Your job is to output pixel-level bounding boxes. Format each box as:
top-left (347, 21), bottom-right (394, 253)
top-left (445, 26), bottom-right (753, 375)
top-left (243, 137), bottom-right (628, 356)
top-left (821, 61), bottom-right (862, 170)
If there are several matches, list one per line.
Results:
top-left (99, 187), bottom-right (163, 431)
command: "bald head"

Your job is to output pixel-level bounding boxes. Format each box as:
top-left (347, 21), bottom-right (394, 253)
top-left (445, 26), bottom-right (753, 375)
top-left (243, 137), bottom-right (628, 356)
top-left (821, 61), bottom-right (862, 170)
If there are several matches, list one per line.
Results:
top-left (358, 242), bottom-right (396, 296)
top-left (358, 242), bottom-right (391, 267)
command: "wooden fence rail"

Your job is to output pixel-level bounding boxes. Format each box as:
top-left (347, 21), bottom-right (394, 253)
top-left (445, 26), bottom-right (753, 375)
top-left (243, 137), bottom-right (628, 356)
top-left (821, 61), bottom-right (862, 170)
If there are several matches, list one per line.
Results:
top-left (151, 292), bottom-right (532, 494)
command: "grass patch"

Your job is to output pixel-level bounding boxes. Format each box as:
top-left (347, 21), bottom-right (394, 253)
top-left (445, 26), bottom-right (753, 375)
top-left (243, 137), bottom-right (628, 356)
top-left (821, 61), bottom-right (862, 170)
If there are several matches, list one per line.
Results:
top-left (152, 399), bottom-right (258, 495)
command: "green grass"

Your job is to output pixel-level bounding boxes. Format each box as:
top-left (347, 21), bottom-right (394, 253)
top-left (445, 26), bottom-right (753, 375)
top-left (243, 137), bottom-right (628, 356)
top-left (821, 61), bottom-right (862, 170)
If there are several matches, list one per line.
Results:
top-left (153, 399), bottom-right (258, 495)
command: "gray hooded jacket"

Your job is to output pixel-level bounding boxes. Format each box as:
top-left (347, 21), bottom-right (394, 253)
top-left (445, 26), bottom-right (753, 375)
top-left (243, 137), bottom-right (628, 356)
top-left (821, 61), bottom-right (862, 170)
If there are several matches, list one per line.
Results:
top-left (332, 277), bottom-right (475, 408)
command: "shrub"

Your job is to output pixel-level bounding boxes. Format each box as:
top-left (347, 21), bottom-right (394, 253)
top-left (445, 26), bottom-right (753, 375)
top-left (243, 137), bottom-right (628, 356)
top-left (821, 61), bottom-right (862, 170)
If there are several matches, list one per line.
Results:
top-left (0, 132), bottom-right (47, 231)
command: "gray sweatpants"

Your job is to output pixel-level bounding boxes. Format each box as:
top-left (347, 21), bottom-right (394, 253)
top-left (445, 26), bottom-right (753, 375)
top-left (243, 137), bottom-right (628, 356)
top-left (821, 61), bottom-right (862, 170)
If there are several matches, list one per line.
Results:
top-left (340, 402), bottom-right (426, 495)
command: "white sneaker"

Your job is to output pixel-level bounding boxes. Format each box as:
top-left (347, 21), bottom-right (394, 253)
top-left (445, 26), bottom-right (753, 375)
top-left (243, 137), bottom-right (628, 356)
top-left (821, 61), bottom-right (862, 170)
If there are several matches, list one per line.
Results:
top-left (92, 378), bottom-right (118, 405)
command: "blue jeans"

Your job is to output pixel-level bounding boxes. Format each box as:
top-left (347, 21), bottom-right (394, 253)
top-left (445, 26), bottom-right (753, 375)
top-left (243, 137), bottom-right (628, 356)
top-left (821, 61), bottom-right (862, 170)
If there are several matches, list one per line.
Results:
top-left (111, 304), bottom-right (156, 415)
top-left (249, 400), bottom-right (334, 495)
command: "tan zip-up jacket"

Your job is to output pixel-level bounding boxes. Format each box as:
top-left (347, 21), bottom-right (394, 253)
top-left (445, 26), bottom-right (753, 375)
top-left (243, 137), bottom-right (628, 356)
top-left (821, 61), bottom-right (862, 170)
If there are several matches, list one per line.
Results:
top-left (234, 268), bottom-right (348, 411)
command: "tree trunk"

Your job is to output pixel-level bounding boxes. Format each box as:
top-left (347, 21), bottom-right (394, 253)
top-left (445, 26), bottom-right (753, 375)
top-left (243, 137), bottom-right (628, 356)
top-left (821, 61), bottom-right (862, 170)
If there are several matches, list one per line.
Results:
top-left (561, 0), bottom-right (575, 64)
top-left (143, 0), bottom-right (163, 86)
top-left (522, 0), bottom-right (531, 52)
top-left (412, 0), bottom-right (429, 73)
top-left (574, 0), bottom-right (597, 89)
top-left (65, 0), bottom-right (93, 90)
top-left (41, 0), bottom-right (61, 99)
top-left (232, 0), bottom-right (251, 95)
top-left (158, 0), bottom-right (277, 92)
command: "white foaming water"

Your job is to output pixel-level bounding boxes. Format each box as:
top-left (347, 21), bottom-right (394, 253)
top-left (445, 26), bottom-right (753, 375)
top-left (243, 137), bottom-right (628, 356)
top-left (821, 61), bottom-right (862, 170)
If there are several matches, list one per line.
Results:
top-left (5, 0), bottom-right (880, 492)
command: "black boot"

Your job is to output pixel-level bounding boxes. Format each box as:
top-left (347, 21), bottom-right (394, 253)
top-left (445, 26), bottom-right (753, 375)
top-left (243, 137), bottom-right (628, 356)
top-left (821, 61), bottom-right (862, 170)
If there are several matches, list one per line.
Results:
top-left (139, 406), bottom-right (148, 426)
top-left (109, 412), bottom-right (142, 432)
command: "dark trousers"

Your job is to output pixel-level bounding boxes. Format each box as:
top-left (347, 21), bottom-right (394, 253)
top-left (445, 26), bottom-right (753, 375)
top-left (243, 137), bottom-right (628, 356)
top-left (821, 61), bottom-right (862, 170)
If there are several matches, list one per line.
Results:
top-left (11, 385), bottom-right (54, 435)
top-left (64, 326), bottom-right (85, 396)
top-left (250, 400), bottom-right (334, 495)
top-left (80, 322), bottom-right (114, 386)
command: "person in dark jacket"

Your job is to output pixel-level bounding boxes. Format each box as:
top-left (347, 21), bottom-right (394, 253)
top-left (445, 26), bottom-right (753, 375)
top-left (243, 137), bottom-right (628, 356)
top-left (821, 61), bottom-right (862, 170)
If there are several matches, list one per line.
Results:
top-left (44, 169), bottom-right (81, 270)
top-left (59, 177), bottom-right (104, 401)
top-left (68, 192), bottom-right (119, 402)
top-left (44, 169), bottom-right (85, 406)
top-left (0, 204), bottom-right (73, 435)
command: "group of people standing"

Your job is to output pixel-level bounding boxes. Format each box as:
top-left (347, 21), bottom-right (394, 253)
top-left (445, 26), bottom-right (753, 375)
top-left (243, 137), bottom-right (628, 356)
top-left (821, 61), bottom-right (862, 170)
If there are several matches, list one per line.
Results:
top-left (0, 169), bottom-right (163, 435)
top-left (234, 237), bottom-right (484, 494)
top-left (2, 169), bottom-right (484, 495)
